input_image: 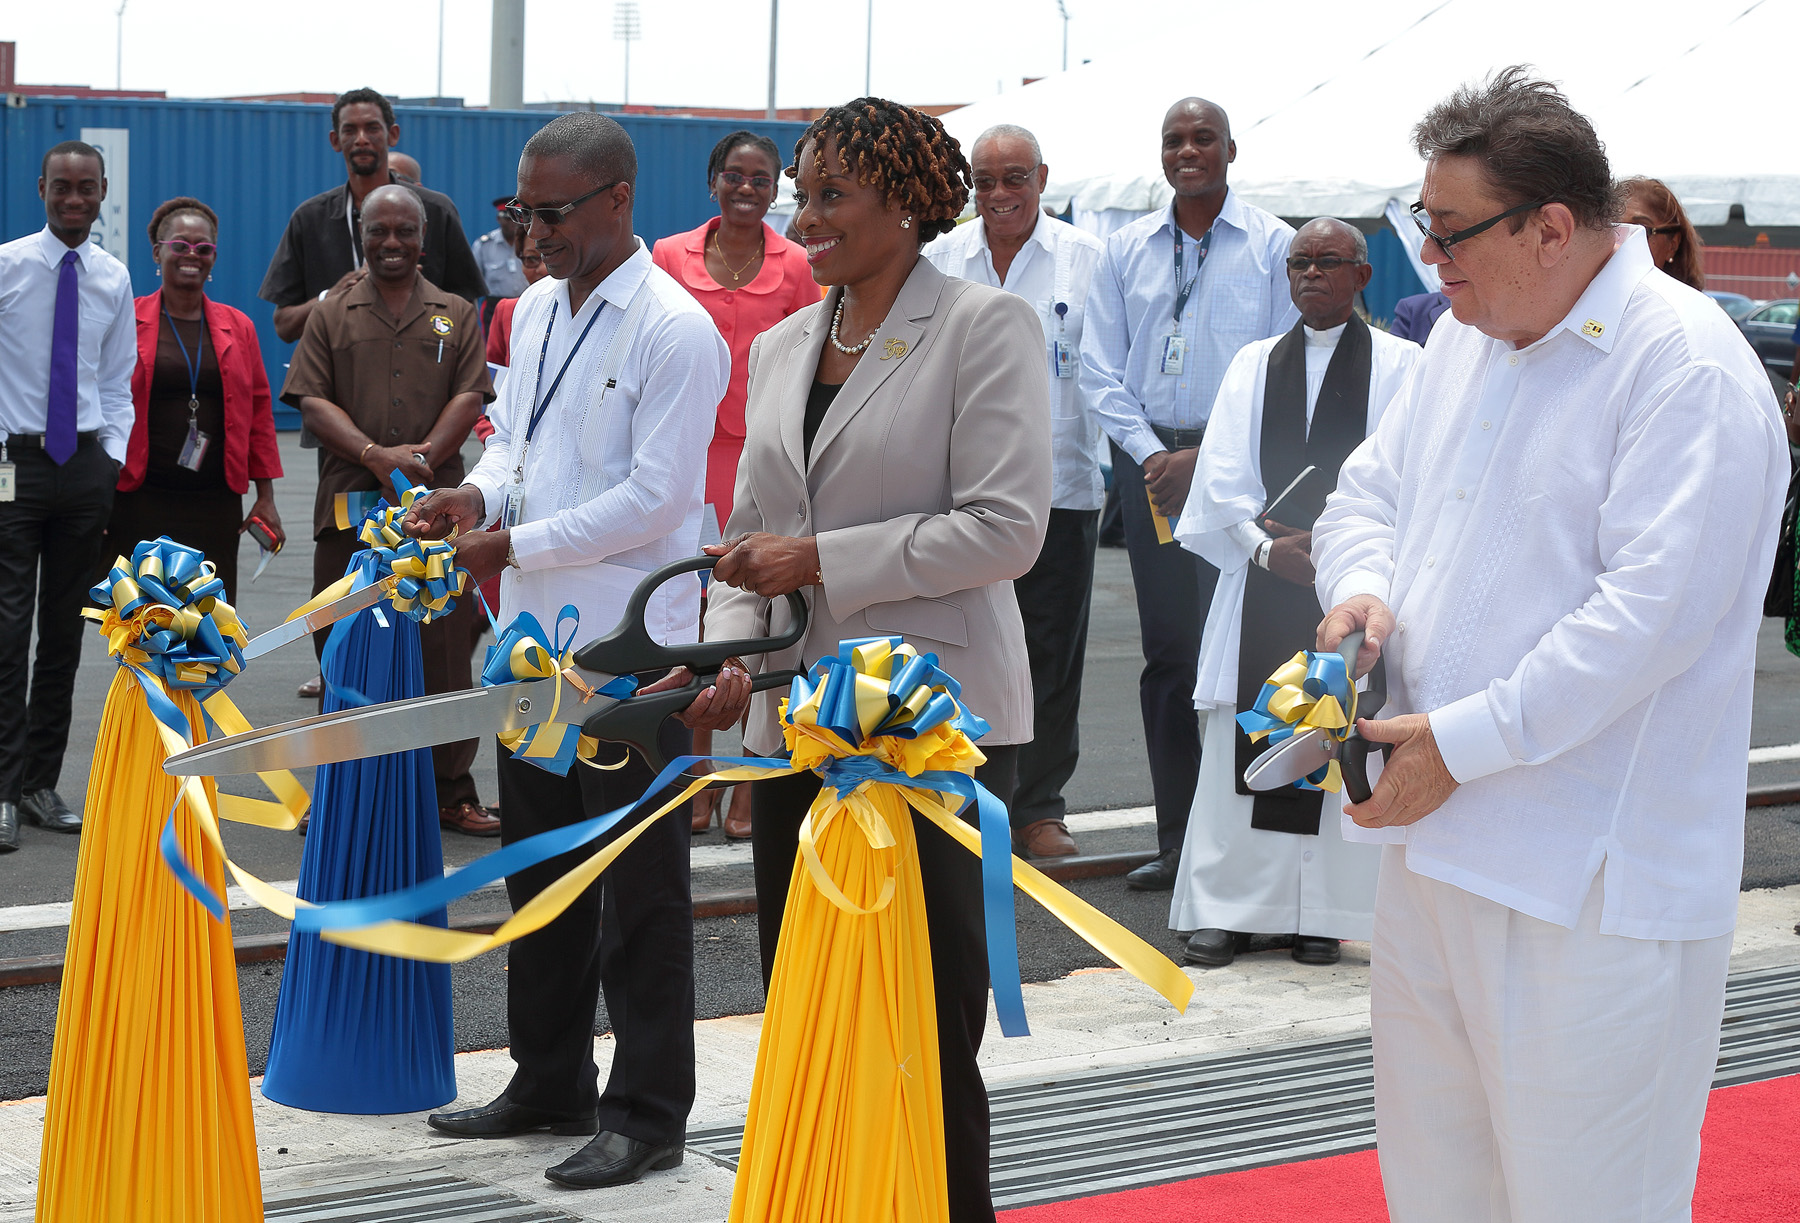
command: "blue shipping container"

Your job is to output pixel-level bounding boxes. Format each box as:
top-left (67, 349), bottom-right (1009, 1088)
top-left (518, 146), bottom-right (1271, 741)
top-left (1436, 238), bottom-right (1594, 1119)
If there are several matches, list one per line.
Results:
top-left (1, 97), bottom-right (810, 427)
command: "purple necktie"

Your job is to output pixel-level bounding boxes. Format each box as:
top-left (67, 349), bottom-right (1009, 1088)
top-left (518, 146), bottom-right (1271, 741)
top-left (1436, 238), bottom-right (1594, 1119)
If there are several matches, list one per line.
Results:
top-left (46, 248), bottom-right (80, 465)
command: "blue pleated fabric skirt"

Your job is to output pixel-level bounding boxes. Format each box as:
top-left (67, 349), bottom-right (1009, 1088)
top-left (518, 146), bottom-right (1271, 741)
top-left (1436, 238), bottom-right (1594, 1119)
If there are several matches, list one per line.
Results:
top-left (261, 607), bottom-right (456, 1113)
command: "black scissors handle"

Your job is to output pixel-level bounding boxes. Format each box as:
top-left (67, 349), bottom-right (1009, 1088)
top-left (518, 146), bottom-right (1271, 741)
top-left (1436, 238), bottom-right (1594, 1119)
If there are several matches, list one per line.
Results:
top-left (1339, 689), bottom-right (1391, 804)
top-left (580, 669), bottom-right (801, 772)
top-left (571, 555), bottom-right (808, 678)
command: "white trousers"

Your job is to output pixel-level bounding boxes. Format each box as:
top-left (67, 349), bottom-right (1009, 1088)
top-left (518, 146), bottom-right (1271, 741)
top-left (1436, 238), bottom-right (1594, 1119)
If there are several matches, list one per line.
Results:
top-left (1372, 846), bottom-right (1732, 1223)
top-left (1168, 705), bottom-right (1381, 939)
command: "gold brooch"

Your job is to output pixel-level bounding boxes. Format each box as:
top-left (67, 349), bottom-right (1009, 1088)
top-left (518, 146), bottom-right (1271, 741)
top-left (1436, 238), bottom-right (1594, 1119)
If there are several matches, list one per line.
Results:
top-left (1581, 319), bottom-right (1604, 338)
top-left (881, 338), bottom-right (908, 360)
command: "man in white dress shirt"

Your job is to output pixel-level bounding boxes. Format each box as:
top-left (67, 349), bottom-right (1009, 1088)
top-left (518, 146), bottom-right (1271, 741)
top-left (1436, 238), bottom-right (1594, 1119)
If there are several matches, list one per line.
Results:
top-left (925, 124), bottom-right (1105, 859)
top-left (1171, 219), bottom-right (1417, 969)
top-left (1312, 69), bottom-right (1786, 1220)
top-left (402, 112), bottom-right (729, 1193)
top-left (0, 140), bottom-right (135, 853)
top-left (1081, 98), bottom-right (1298, 889)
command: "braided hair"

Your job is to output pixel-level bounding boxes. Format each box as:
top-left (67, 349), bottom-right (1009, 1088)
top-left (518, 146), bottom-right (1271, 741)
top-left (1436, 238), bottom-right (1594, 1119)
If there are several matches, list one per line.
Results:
top-left (706, 129), bottom-right (782, 186)
top-left (147, 196), bottom-right (218, 243)
top-left (790, 98), bottom-right (970, 242)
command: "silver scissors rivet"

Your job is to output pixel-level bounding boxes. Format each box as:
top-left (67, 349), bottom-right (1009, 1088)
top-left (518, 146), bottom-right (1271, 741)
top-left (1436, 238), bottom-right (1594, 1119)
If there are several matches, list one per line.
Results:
top-left (517, 697), bottom-right (532, 713)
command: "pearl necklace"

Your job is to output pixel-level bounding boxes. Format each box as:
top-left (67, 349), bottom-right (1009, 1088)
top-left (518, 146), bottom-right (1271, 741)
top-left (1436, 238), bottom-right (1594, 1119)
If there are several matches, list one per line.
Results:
top-left (829, 299), bottom-right (876, 355)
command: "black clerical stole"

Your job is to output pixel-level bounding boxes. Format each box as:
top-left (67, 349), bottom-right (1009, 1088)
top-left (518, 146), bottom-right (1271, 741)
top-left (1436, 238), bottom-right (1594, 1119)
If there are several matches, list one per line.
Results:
top-left (1233, 315), bottom-right (1372, 835)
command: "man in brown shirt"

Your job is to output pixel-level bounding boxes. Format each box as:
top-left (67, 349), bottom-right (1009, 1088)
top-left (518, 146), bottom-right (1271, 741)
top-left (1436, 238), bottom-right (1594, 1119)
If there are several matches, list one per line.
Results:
top-left (281, 183), bottom-right (498, 835)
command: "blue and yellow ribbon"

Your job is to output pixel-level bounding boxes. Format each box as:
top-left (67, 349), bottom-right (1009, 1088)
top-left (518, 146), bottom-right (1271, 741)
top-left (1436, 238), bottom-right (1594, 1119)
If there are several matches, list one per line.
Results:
top-left (225, 635), bottom-right (1192, 1038)
top-left (1235, 649), bottom-right (1359, 792)
top-left (481, 605), bottom-right (638, 774)
top-left (84, 538), bottom-right (310, 918)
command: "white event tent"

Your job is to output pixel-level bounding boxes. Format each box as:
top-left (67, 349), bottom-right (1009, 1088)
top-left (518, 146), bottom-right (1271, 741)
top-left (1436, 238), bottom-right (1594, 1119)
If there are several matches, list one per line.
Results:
top-left (939, 0), bottom-right (1797, 289)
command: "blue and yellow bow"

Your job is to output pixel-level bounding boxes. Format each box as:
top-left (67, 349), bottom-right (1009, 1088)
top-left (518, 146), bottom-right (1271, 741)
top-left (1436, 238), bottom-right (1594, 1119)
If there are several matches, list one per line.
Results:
top-left (481, 605), bottom-right (638, 774)
top-left (1236, 649), bottom-right (1359, 792)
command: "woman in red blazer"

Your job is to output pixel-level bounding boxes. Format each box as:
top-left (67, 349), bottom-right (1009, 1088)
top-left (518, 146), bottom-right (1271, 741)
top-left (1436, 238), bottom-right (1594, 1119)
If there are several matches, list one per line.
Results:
top-left (111, 197), bottom-right (284, 601)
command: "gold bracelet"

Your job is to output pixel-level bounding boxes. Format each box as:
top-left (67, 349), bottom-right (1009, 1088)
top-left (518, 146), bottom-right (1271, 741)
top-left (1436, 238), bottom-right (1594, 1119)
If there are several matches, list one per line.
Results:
top-left (359, 441), bottom-right (376, 463)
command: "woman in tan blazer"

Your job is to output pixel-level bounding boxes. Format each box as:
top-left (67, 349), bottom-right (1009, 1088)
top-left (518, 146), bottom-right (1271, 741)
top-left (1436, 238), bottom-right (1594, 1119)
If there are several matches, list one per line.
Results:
top-left (664, 99), bottom-right (1050, 1221)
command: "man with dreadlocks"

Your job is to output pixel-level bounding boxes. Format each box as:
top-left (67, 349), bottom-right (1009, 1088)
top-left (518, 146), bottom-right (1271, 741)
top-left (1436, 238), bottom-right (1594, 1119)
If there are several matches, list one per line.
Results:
top-left (677, 97), bottom-right (1052, 1221)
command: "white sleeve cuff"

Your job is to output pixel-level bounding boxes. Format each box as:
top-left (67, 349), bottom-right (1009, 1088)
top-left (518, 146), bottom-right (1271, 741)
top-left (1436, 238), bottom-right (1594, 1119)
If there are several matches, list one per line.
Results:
top-left (463, 475), bottom-right (504, 530)
top-left (508, 518), bottom-right (551, 572)
top-left (1224, 518), bottom-right (1273, 559)
top-left (1328, 571), bottom-right (1391, 611)
top-left (1428, 690), bottom-right (1514, 784)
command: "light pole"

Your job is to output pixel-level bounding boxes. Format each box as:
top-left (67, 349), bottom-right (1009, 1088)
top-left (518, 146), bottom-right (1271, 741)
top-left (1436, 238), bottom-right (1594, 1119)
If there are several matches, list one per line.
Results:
top-left (436, 0), bottom-right (446, 100)
top-left (614, 0), bottom-right (641, 107)
top-left (766, 0), bottom-right (778, 120)
top-left (1055, 0), bottom-right (1069, 72)
top-left (115, 0), bottom-right (127, 90)
top-left (864, 0), bottom-right (872, 96)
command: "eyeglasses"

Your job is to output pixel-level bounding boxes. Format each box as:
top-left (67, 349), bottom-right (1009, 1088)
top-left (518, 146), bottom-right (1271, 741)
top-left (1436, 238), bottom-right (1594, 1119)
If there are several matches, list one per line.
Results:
top-left (1410, 197), bottom-right (1549, 261)
top-left (716, 171), bottom-right (775, 191)
top-left (520, 250), bottom-right (544, 268)
top-left (1285, 254), bottom-right (1363, 272)
top-left (972, 169), bottom-right (1040, 193)
top-left (156, 239), bottom-right (216, 257)
top-left (1641, 222), bottom-right (1682, 237)
top-left (503, 181), bottom-right (620, 227)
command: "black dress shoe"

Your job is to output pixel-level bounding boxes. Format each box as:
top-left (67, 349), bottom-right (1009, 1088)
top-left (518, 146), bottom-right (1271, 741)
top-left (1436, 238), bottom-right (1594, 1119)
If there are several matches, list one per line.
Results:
top-left (1183, 928), bottom-right (1251, 968)
top-left (19, 789), bottom-right (80, 833)
top-left (1292, 935), bottom-right (1342, 965)
top-left (0, 802), bottom-right (18, 853)
top-left (426, 1096), bottom-right (599, 1139)
top-left (1125, 847), bottom-right (1180, 891)
top-left (545, 1130), bottom-right (684, 1189)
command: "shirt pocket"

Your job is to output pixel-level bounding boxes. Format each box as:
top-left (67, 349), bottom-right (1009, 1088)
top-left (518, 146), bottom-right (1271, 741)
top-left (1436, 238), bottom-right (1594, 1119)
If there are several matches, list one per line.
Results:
top-left (1207, 274), bottom-right (1267, 342)
top-left (864, 595), bottom-right (969, 649)
top-left (78, 302), bottom-right (119, 371)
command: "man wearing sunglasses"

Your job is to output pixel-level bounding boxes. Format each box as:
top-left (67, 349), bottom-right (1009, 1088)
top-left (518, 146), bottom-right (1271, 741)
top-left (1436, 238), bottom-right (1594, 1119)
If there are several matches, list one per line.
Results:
top-left (924, 123), bottom-right (1106, 862)
top-left (1312, 68), bottom-right (1785, 1220)
top-left (1168, 218), bottom-right (1417, 971)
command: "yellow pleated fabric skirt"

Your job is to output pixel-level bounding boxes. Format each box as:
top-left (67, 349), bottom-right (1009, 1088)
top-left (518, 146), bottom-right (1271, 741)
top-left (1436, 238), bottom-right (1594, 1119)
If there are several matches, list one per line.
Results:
top-left (728, 783), bottom-right (950, 1223)
top-left (36, 668), bottom-right (263, 1223)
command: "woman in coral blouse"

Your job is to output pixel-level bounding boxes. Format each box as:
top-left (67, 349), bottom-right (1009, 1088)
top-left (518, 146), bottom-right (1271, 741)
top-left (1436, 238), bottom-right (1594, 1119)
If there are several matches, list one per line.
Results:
top-left (653, 129), bottom-right (819, 837)
top-left (112, 196), bottom-right (284, 602)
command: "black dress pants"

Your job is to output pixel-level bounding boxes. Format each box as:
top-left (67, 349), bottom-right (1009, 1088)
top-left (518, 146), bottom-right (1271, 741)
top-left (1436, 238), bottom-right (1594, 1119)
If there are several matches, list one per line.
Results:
top-left (750, 746), bottom-right (1019, 1223)
top-left (1110, 442), bottom-right (1218, 854)
top-left (495, 720), bottom-right (696, 1144)
top-left (312, 527), bottom-right (482, 809)
top-left (0, 438), bottom-right (114, 804)
top-left (1011, 507), bottom-right (1100, 830)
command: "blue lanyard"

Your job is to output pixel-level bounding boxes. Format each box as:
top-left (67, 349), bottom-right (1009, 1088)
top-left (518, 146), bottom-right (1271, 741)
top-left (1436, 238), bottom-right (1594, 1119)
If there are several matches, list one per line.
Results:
top-left (526, 297), bottom-right (607, 446)
top-left (1171, 218), bottom-right (1214, 326)
top-left (162, 304), bottom-right (205, 411)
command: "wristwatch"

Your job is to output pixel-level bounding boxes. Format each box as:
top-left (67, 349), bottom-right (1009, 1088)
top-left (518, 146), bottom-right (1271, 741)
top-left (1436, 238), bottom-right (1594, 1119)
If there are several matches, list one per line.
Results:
top-left (1253, 538), bottom-right (1274, 570)
top-left (505, 539), bottom-right (519, 569)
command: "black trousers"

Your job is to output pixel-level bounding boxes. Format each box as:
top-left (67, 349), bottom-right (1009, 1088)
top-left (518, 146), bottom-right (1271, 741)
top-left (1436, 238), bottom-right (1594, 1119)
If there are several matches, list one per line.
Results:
top-left (1110, 442), bottom-right (1218, 854)
top-left (1011, 507), bottom-right (1100, 830)
top-left (750, 747), bottom-right (1018, 1223)
top-left (313, 527), bottom-right (482, 809)
top-left (495, 721), bottom-right (696, 1144)
top-left (0, 439), bottom-right (114, 805)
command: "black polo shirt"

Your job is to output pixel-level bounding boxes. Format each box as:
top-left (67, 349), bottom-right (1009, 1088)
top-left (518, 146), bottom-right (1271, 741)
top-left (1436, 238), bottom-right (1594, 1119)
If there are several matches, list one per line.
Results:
top-left (258, 172), bottom-right (488, 308)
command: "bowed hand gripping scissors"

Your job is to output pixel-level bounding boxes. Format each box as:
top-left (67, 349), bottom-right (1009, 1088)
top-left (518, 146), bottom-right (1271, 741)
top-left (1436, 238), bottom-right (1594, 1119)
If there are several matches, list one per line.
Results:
top-left (163, 555), bottom-right (807, 777)
top-left (1240, 631), bottom-right (1393, 804)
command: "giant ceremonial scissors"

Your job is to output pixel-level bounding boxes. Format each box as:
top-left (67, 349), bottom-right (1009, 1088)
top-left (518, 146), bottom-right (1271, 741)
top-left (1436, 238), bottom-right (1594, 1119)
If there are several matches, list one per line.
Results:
top-left (165, 555), bottom-right (807, 776)
top-left (1241, 630), bottom-right (1391, 804)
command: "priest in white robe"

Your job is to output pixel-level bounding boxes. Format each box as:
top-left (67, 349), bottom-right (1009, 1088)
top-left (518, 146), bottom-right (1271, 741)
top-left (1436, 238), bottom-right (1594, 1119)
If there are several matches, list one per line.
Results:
top-left (1170, 218), bottom-right (1420, 968)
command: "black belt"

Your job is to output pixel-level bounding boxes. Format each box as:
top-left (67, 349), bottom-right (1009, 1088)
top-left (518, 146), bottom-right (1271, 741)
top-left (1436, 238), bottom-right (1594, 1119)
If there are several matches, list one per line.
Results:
top-left (1151, 424), bottom-right (1204, 450)
top-left (6, 431), bottom-right (100, 449)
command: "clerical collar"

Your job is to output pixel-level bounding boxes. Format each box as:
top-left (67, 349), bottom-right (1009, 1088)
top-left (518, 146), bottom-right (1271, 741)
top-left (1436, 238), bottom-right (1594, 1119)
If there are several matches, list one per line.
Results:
top-left (1303, 321), bottom-right (1349, 348)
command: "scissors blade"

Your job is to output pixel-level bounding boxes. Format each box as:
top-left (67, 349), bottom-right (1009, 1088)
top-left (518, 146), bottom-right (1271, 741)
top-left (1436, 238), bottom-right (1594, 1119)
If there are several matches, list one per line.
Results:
top-left (241, 576), bottom-right (400, 660)
top-left (164, 671), bottom-right (619, 776)
top-left (251, 546), bottom-right (276, 583)
top-left (1243, 726), bottom-right (1341, 791)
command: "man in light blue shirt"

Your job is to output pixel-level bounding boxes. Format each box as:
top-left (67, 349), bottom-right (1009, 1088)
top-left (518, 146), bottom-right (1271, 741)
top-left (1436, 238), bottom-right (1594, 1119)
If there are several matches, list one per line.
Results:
top-left (1080, 97), bottom-right (1297, 889)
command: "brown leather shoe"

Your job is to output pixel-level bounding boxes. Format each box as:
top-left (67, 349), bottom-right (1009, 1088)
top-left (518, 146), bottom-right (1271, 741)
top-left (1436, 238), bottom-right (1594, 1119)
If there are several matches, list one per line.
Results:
top-left (440, 801), bottom-right (502, 837)
top-left (297, 673), bottom-right (322, 699)
top-left (722, 788), bottom-right (753, 841)
top-left (1017, 818), bottom-right (1078, 858)
top-left (691, 788), bottom-right (718, 835)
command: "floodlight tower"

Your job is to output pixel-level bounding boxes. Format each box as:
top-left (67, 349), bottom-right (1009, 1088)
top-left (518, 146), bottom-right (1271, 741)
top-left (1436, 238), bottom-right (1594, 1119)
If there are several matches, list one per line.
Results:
top-left (615, 1), bottom-right (642, 107)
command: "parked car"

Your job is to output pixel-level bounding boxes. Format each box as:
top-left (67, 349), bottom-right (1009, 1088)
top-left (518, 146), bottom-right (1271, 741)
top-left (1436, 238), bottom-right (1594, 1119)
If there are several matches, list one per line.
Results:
top-left (1740, 299), bottom-right (1797, 381)
top-left (1705, 290), bottom-right (1759, 321)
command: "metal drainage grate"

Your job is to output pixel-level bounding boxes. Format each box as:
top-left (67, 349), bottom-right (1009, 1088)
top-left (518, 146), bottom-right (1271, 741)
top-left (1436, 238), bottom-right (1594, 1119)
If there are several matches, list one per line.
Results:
top-left (264, 1168), bottom-right (580, 1223)
top-left (689, 962), bottom-right (1800, 1210)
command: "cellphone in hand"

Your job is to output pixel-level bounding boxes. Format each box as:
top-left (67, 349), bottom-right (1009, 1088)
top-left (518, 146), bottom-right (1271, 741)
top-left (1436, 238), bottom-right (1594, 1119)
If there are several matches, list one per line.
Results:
top-left (244, 515), bottom-right (281, 554)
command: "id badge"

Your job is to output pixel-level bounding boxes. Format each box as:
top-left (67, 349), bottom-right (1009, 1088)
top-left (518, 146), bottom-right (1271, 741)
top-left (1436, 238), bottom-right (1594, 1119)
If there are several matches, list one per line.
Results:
top-left (0, 462), bottom-right (13, 503)
top-left (177, 423), bottom-right (212, 471)
top-left (1160, 334), bottom-right (1186, 375)
top-left (1053, 339), bottom-right (1076, 380)
top-left (502, 485), bottom-right (524, 529)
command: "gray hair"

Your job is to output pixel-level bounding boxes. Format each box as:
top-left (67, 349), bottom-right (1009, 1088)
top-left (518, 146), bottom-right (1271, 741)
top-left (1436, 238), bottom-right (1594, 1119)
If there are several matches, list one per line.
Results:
top-left (360, 183), bottom-right (426, 227)
top-left (522, 111), bottom-right (638, 187)
top-left (973, 124), bottom-right (1042, 164)
top-left (1292, 217), bottom-right (1368, 262)
top-left (1412, 65), bottom-right (1615, 231)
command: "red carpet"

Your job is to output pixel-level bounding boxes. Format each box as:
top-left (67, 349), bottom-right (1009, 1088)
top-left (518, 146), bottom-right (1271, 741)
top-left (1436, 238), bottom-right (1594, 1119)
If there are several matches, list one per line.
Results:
top-left (1000, 1074), bottom-right (1800, 1222)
